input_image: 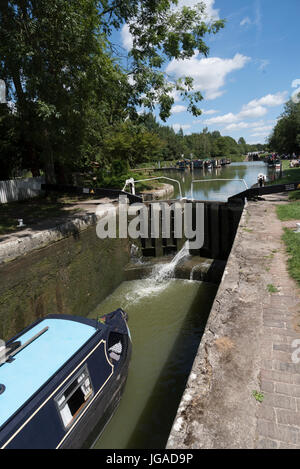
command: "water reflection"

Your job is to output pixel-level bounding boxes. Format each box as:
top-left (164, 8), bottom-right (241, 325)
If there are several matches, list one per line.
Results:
top-left (159, 161), bottom-right (273, 201)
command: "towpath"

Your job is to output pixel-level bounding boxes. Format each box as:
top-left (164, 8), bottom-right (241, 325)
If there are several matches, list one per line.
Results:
top-left (167, 193), bottom-right (300, 449)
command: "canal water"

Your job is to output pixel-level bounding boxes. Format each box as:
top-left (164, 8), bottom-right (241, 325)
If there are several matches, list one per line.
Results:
top-left (89, 161), bottom-right (277, 449)
top-left (159, 161), bottom-right (277, 201)
top-left (89, 278), bottom-right (217, 449)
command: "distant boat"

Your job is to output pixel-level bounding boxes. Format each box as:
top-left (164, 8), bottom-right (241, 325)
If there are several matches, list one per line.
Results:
top-left (275, 160), bottom-right (281, 171)
top-left (0, 311), bottom-right (131, 449)
top-left (212, 159), bottom-right (221, 168)
top-left (204, 159), bottom-right (212, 169)
top-left (193, 159), bottom-right (203, 169)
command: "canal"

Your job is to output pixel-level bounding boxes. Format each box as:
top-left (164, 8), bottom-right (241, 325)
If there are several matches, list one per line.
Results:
top-left (158, 161), bottom-right (277, 200)
top-left (89, 278), bottom-right (217, 449)
top-left (90, 161), bottom-right (274, 449)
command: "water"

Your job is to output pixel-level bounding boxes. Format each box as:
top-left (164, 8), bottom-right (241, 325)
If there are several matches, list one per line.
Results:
top-left (89, 278), bottom-right (217, 449)
top-left (88, 163), bottom-right (273, 448)
top-left (150, 241), bottom-right (190, 282)
top-left (160, 161), bottom-right (276, 201)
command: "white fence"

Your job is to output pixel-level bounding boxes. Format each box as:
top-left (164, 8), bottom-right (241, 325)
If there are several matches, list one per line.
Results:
top-left (0, 176), bottom-right (45, 204)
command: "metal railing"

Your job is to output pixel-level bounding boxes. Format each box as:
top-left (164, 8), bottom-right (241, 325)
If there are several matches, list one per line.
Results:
top-left (123, 176), bottom-right (183, 199)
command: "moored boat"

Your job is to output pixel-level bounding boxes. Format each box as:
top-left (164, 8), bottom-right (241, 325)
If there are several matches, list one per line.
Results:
top-left (192, 159), bottom-right (203, 169)
top-left (275, 159), bottom-right (281, 171)
top-left (0, 310), bottom-right (131, 449)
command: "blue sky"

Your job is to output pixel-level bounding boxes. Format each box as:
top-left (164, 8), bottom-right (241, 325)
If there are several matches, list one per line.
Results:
top-left (119, 0), bottom-right (300, 144)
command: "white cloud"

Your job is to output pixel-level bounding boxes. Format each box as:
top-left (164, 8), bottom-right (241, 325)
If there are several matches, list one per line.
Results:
top-left (172, 123), bottom-right (191, 133)
top-left (252, 125), bottom-right (273, 133)
top-left (292, 79), bottom-right (300, 88)
top-left (250, 124), bottom-right (274, 137)
top-left (238, 92), bottom-right (288, 118)
top-left (121, 24), bottom-right (133, 51)
top-left (250, 131), bottom-right (270, 137)
top-left (254, 0), bottom-right (262, 33)
top-left (171, 104), bottom-right (187, 114)
top-left (206, 92), bottom-right (287, 127)
top-left (166, 53), bottom-right (250, 100)
top-left (245, 92), bottom-right (288, 109)
top-left (248, 137), bottom-right (267, 144)
top-left (224, 122), bottom-right (250, 131)
top-left (223, 120), bottom-right (270, 131)
top-left (240, 17), bottom-right (251, 26)
top-left (177, 0), bottom-right (219, 20)
top-left (239, 105), bottom-right (268, 119)
top-left (258, 59), bottom-right (270, 71)
top-left (204, 113), bottom-right (238, 125)
top-left (201, 109), bottom-right (219, 115)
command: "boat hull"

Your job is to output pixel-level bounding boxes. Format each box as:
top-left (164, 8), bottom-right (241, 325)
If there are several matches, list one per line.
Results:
top-left (0, 312), bottom-right (131, 449)
top-left (61, 345), bottom-right (131, 449)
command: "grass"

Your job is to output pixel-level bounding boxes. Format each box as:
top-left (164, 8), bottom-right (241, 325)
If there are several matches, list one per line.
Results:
top-left (268, 164), bottom-right (300, 186)
top-left (282, 228), bottom-right (300, 286)
top-left (252, 390), bottom-right (264, 403)
top-left (288, 190), bottom-right (300, 201)
top-left (276, 201), bottom-right (300, 221)
top-left (267, 284), bottom-right (279, 293)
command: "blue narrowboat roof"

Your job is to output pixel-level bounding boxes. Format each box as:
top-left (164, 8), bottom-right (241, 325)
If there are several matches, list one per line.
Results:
top-left (0, 318), bottom-right (98, 427)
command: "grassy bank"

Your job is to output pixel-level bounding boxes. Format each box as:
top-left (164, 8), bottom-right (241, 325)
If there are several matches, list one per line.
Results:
top-left (282, 228), bottom-right (300, 286)
top-left (275, 162), bottom-right (300, 286)
top-left (276, 201), bottom-right (300, 221)
top-left (269, 160), bottom-right (300, 185)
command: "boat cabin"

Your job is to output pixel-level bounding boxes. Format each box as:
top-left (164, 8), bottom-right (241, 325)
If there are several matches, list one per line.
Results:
top-left (0, 311), bottom-right (131, 449)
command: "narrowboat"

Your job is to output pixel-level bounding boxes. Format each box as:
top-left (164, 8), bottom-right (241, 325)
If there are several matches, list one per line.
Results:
top-left (0, 310), bottom-right (131, 449)
top-left (211, 159), bottom-right (221, 169)
top-left (192, 159), bottom-right (203, 169)
top-left (176, 160), bottom-right (186, 170)
top-left (204, 159), bottom-right (212, 169)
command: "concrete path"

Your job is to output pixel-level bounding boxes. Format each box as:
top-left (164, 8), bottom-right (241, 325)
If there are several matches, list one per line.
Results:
top-left (167, 194), bottom-right (300, 449)
top-left (256, 195), bottom-right (300, 449)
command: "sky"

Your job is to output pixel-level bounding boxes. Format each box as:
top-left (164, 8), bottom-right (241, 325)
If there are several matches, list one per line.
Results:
top-left (118, 0), bottom-right (300, 144)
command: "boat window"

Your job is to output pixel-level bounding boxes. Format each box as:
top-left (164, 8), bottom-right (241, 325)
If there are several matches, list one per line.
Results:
top-left (55, 365), bottom-right (94, 430)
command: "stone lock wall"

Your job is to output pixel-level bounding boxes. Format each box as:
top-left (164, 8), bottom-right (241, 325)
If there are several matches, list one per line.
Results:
top-left (0, 224), bottom-right (131, 340)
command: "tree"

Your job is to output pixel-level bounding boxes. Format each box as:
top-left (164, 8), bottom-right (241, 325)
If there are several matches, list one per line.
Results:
top-left (98, 0), bottom-right (225, 120)
top-left (0, 1), bottom-right (131, 182)
top-left (0, 1), bottom-right (225, 182)
top-left (269, 99), bottom-right (300, 154)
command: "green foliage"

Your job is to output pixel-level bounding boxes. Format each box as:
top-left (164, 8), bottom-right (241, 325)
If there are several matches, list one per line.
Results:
top-left (288, 190), bottom-right (300, 201)
top-left (282, 228), bottom-right (300, 286)
top-left (0, 0), bottom-right (225, 182)
top-left (276, 201), bottom-right (300, 221)
top-left (269, 99), bottom-right (300, 154)
top-left (267, 284), bottom-right (279, 293)
top-left (268, 165), bottom-right (300, 186)
top-left (252, 391), bottom-right (264, 403)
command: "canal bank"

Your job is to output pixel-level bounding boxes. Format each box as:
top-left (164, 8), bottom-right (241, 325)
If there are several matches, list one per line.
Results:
top-left (0, 200), bottom-right (134, 340)
top-left (167, 193), bottom-right (300, 449)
